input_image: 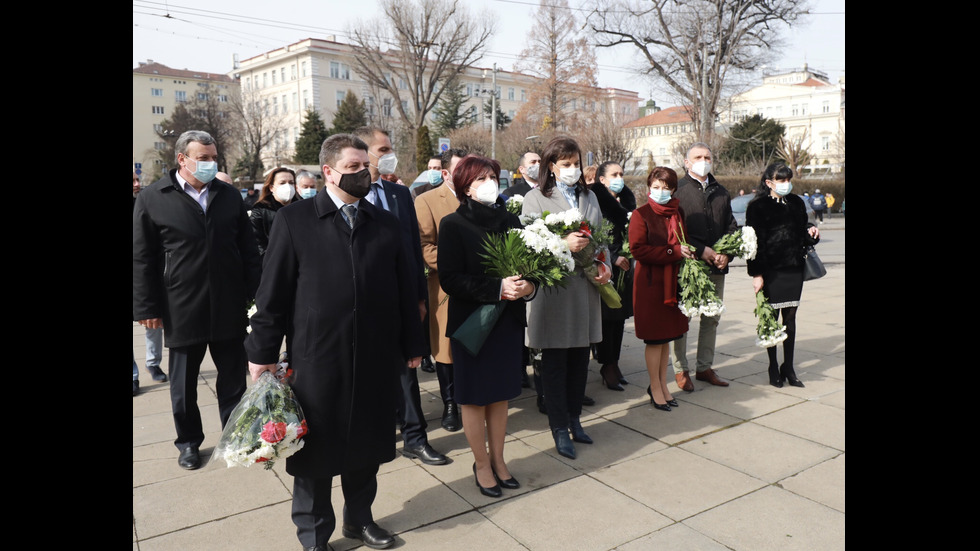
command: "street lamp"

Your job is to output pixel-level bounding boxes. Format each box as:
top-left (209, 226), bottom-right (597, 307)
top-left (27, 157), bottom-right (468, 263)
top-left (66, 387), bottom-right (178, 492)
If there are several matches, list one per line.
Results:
top-left (483, 63), bottom-right (500, 159)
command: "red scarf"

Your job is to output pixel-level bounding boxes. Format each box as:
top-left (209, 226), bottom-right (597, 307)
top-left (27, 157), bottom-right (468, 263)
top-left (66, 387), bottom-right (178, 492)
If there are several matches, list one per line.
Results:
top-left (647, 197), bottom-right (682, 306)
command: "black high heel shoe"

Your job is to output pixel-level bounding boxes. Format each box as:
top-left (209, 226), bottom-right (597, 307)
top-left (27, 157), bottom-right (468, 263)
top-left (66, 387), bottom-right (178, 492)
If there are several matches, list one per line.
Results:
top-left (473, 463), bottom-right (502, 497)
top-left (569, 418), bottom-right (593, 444)
top-left (613, 363), bottom-right (629, 385)
top-left (666, 398), bottom-right (679, 407)
top-left (646, 386), bottom-right (672, 412)
top-left (780, 364), bottom-right (805, 388)
top-left (600, 365), bottom-right (624, 391)
top-left (491, 465), bottom-right (520, 489)
top-left (768, 365), bottom-right (784, 388)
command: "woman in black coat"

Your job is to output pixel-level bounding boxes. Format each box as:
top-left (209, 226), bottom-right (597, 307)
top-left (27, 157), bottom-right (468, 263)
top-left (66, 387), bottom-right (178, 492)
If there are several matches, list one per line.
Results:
top-left (745, 163), bottom-right (820, 388)
top-left (249, 167), bottom-right (299, 255)
top-left (590, 161), bottom-right (635, 391)
top-left (438, 155), bottom-right (536, 498)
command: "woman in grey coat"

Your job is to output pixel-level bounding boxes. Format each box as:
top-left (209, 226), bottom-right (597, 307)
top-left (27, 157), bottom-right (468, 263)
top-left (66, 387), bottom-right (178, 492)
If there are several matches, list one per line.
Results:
top-left (521, 136), bottom-right (611, 460)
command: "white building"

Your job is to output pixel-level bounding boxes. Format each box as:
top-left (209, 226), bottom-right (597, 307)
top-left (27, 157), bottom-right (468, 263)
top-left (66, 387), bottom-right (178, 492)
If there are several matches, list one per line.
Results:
top-left (721, 65), bottom-right (845, 172)
top-left (622, 104), bottom-right (695, 174)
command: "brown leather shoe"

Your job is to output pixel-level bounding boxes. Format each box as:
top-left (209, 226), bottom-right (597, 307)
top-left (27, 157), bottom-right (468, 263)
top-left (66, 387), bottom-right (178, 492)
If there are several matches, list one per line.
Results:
top-left (695, 368), bottom-right (729, 387)
top-left (675, 372), bottom-right (694, 392)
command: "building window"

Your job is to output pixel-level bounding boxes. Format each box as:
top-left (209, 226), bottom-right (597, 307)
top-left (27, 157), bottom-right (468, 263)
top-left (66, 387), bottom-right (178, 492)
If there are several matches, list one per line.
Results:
top-left (508, 87), bottom-right (515, 100)
top-left (472, 85), bottom-right (479, 97)
top-left (263, 73), bottom-right (268, 87)
top-left (197, 93), bottom-right (207, 101)
top-left (466, 84), bottom-right (473, 96)
top-left (282, 95), bottom-right (288, 114)
top-left (382, 98), bottom-right (392, 116)
top-left (822, 136), bottom-right (830, 151)
top-left (153, 124), bottom-right (163, 133)
top-left (292, 92), bottom-right (298, 111)
top-left (398, 78), bottom-right (407, 90)
top-left (272, 70), bottom-right (277, 85)
top-left (792, 104), bottom-right (798, 116)
top-left (303, 90), bottom-right (309, 109)
top-left (508, 110), bottom-right (515, 119)
top-left (401, 100), bottom-right (409, 113)
top-left (151, 88), bottom-right (163, 97)
top-left (218, 94), bottom-right (228, 102)
top-left (175, 90), bottom-right (187, 103)
top-left (301, 62), bottom-right (307, 77)
top-left (337, 90), bottom-right (346, 108)
top-left (152, 106), bottom-right (164, 114)
top-left (801, 103), bottom-right (808, 115)
top-left (822, 100), bottom-right (830, 113)
top-left (154, 142), bottom-right (166, 150)
top-left (330, 62), bottom-right (340, 79)
top-left (281, 68), bottom-right (285, 82)
top-left (291, 64), bottom-right (297, 80)
top-left (521, 89), bottom-right (527, 102)
top-left (245, 77), bottom-right (251, 90)
top-left (273, 96), bottom-right (278, 115)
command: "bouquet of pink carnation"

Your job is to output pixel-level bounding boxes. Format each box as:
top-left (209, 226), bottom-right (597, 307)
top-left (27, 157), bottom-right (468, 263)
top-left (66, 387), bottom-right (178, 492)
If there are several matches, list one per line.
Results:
top-left (213, 356), bottom-right (307, 470)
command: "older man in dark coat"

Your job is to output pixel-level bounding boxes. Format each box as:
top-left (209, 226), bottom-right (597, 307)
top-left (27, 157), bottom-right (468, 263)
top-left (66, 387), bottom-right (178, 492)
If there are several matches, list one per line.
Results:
top-left (133, 130), bottom-right (262, 470)
top-left (245, 133), bottom-right (424, 551)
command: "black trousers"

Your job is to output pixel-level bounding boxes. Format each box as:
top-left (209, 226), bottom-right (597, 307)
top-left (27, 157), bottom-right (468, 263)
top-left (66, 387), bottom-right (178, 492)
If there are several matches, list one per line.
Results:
top-left (540, 347), bottom-right (590, 431)
top-left (291, 463), bottom-right (380, 548)
top-left (593, 319), bottom-right (626, 364)
top-left (167, 338), bottom-right (247, 451)
top-left (396, 364), bottom-right (429, 448)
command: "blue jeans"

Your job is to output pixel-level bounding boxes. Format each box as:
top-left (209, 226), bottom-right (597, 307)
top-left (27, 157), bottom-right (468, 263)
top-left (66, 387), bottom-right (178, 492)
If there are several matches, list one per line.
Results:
top-left (145, 327), bottom-right (163, 368)
top-left (133, 351), bottom-right (139, 381)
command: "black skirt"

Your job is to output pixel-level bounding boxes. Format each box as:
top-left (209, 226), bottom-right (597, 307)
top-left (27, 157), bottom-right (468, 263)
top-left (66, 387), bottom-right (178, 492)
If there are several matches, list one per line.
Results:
top-left (764, 267), bottom-right (804, 308)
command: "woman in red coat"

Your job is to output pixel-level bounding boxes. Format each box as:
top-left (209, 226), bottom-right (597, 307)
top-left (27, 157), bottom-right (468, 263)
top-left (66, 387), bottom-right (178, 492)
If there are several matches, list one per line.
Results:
top-left (629, 167), bottom-right (694, 412)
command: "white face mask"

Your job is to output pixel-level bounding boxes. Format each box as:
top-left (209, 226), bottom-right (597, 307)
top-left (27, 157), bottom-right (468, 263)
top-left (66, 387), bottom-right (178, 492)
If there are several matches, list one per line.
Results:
top-left (556, 166), bottom-right (581, 185)
top-left (274, 183), bottom-right (295, 202)
top-left (375, 152), bottom-right (398, 175)
top-left (525, 163), bottom-right (540, 181)
top-left (771, 180), bottom-right (793, 196)
top-left (690, 160), bottom-right (712, 177)
top-left (474, 179), bottom-right (499, 204)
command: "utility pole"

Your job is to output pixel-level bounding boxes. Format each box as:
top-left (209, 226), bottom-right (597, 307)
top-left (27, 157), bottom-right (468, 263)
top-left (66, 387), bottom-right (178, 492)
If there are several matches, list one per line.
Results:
top-left (491, 62), bottom-right (498, 160)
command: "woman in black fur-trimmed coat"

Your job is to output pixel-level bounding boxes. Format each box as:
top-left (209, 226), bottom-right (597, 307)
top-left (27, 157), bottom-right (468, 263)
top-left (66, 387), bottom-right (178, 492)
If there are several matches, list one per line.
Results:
top-left (745, 163), bottom-right (820, 388)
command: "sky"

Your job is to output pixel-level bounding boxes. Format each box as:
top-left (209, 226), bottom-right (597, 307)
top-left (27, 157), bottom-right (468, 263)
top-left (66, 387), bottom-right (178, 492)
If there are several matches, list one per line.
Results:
top-left (133, 0), bottom-right (844, 109)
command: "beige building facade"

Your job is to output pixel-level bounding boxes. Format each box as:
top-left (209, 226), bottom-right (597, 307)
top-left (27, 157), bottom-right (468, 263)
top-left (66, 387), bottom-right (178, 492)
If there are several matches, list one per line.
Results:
top-left (132, 61), bottom-right (238, 181)
top-left (622, 104), bottom-right (696, 175)
top-left (721, 66), bottom-right (845, 172)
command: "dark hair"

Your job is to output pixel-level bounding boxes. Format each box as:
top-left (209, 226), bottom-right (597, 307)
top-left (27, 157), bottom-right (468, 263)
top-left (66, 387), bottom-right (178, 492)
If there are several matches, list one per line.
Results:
top-left (440, 147), bottom-right (468, 169)
top-left (428, 155), bottom-right (443, 166)
top-left (757, 163), bottom-right (793, 197)
top-left (452, 155), bottom-right (500, 205)
top-left (319, 133), bottom-right (369, 168)
top-left (647, 166), bottom-right (678, 191)
top-left (352, 126), bottom-right (389, 147)
top-left (538, 136), bottom-right (585, 198)
top-left (596, 161), bottom-right (621, 183)
top-left (257, 167), bottom-right (297, 204)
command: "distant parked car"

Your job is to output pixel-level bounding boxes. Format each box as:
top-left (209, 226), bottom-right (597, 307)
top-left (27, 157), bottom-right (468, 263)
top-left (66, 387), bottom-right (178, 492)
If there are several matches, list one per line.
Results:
top-left (730, 193), bottom-right (815, 227)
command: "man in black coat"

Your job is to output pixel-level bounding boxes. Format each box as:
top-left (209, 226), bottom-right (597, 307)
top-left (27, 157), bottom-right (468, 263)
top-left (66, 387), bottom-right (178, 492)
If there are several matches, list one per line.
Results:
top-left (133, 130), bottom-right (262, 470)
top-left (353, 126), bottom-right (449, 466)
top-left (246, 133), bottom-right (424, 550)
top-left (670, 142), bottom-right (739, 392)
top-left (501, 151), bottom-right (541, 198)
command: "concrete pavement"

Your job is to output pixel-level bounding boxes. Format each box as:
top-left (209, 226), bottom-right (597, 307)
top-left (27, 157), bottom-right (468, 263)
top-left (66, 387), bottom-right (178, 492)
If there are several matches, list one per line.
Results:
top-left (133, 218), bottom-right (845, 551)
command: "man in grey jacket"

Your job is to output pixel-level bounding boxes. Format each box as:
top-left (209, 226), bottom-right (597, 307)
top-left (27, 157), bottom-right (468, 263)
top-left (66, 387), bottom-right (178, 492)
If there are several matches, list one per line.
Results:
top-left (670, 142), bottom-right (738, 391)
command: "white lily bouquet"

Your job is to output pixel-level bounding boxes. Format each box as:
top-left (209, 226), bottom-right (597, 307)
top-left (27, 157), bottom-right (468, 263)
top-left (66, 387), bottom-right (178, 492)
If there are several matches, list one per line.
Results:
top-left (754, 291), bottom-right (788, 348)
top-left (505, 194), bottom-right (524, 216)
top-left (674, 226), bottom-right (725, 318)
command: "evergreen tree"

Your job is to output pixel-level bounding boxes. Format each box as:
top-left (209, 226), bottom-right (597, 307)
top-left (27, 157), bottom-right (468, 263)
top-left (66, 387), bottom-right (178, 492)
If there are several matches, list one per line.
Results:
top-left (721, 114), bottom-right (786, 166)
top-left (432, 80), bottom-right (470, 137)
top-left (329, 91), bottom-right (367, 135)
top-left (294, 107), bottom-right (330, 164)
top-left (416, 125), bottom-right (435, 172)
top-left (483, 98), bottom-right (511, 130)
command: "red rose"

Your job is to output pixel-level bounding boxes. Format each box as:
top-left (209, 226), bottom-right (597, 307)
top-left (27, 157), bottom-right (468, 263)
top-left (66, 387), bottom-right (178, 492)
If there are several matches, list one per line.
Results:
top-left (256, 457), bottom-right (269, 463)
top-left (579, 221), bottom-right (592, 237)
top-left (261, 421), bottom-right (287, 443)
top-left (297, 419), bottom-right (309, 438)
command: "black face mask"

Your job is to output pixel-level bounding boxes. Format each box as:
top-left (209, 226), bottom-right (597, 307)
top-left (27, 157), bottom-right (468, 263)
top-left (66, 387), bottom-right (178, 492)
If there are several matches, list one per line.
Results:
top-left (334, 168), bottom-right (372, 199)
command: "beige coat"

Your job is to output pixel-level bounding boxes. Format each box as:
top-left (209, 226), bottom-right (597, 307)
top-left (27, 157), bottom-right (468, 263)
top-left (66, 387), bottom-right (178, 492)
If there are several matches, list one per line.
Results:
top-left (415, 184), bottom-right (461, 363)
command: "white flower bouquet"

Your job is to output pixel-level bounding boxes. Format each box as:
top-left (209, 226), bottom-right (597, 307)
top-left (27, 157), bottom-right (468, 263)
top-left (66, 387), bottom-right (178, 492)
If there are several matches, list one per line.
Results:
top-left (712, 226), bottom-right (758, 260)
top-left (246, 300), bottom-right (257, 333)
top-left (505, 194), bottom-right (524, 216)
top-left (213, 358), bottom-right (307, 470)
top-left (675, 226), bottom-right (725, 318)
top-left (754, 291), bottom-right (788, 348)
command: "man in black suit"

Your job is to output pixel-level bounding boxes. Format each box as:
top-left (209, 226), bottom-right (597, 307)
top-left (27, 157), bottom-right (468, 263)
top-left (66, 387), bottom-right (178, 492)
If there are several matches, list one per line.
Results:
top-left (133, 130), bottom-right (262, 470)
top-left (246, 133), bottom-right (424, 550)
top-left (353, 126), bottom-right (449, 466)
top-left (501, 151), bottom-right (541, 198)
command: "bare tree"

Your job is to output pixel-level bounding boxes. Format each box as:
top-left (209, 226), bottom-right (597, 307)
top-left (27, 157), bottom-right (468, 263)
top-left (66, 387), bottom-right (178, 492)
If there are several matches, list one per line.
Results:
top-left (578, 108), bottom-right (640, 170)
top-left (776, 127), bottom-right (812, 176)
top-left (588, 0), bottom-right (807, 142)
top-left (514, 0), bottom-right (599, 133)
top-left (229, 85), bottom-right (288, 183)
top-left (347, 0), bottom-right (495, 165)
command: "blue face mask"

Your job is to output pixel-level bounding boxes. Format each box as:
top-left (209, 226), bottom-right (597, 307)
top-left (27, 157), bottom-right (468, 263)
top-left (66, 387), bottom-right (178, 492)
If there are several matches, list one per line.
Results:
top-left (649, 188), bottom-right (671, 205)
top-left (186, 157), bottom-right (217, 184)
top-left (773, 181), bottom-right (793, 196)
top-left (427, 169), bottom-right (443, 185)
top-left (299, 187), bottom-right (317, 199)
top-left (609, 177), bottom-right (625, 193)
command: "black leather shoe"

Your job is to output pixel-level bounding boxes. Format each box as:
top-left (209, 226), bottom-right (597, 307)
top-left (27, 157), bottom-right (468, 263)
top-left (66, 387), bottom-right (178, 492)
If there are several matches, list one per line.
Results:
top-left (491, 465), bottom-right (520, 489)
top-left (178, 446), bottom-right (201, 470)
top-left (304, 545), bottom-right (334, 551)
top-left (342, 522), bottom-right (395, 550)
top-left (419, 356), bottom-right (435, 373)
top-left (147, 364), bottom-right (168, 382)
top-left (400, 443), bottom-right (448, 465)
top-left (647, 386), bottom-right (671, 412)
top-left (473, 463), bottom-right (502, 497)
top-left (569, 418), bottom-right (593, 444)
top-left (441, 400), bottom-right (461, 432)
top-left (581, 394), bottom-right (595, 406)
top-left (133, 379), bottom-right (140, 397)
top-left (666, 398), bottom-right (679, 407)
top-left (552, 428), bottom-right (576, 459)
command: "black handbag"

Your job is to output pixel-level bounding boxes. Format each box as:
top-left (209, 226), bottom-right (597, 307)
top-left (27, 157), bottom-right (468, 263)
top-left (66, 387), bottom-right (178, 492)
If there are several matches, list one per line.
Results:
top-left (803, 246), bottom-right (826, 281)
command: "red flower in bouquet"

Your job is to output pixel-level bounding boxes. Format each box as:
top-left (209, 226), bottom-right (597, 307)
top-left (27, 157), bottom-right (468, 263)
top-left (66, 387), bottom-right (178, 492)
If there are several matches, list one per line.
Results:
top-left (261, 421), bottom-right (288, 444)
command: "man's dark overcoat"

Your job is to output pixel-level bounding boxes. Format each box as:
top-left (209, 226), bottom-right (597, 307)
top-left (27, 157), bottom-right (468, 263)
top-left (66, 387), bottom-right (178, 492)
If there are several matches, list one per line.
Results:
top-left (244, 191), bottom-right (424, 478)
